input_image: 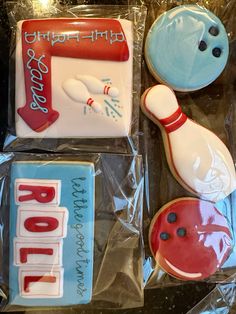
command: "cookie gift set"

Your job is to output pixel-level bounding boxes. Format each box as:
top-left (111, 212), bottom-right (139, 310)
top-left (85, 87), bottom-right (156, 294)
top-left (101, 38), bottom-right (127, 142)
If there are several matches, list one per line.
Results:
top-left (0, 2), bottom-right (146, 311)
top-left (0, 0), bottom-right (235, 311)
top-left (142, 1), bottom-right (236, 288)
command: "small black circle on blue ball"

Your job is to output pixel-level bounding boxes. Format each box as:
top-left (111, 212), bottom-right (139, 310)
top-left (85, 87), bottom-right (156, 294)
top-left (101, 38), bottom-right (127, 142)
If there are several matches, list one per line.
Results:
top-left (212, 47), bottom-right (222, 58)
top-left (167, 212), bottom-right (177, 223)
top-left (160, 232), bottom-right (170, 241)
top-left (177, 228), bottom-right (186, 237)
top-left (209, 26), bottom-right (219, 36)
top-left (199, 41), bottom-right (207, 51)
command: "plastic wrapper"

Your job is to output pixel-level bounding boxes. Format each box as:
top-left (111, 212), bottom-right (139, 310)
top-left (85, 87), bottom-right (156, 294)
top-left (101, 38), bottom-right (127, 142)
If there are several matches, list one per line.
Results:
top-left (138, 0), bottom-right (236, 288)
top-left (4, 1), bottom-right (147, 154)
top-left (188, 273), bottom-right (236, 313)
top-left (0, 152), bottom-right (144, 311)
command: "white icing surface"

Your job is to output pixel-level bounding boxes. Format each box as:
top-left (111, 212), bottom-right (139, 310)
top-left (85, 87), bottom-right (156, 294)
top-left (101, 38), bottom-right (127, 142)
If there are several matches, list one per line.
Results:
top-left (75, 75), bottom-right (119, 97)
top-left (16, 206), bottom-right (69, 238)
top-left (144, 85), bottom-right (236, 202)
top-left (14, 238), bottom-right (63, 266)
top-left (145, 85), bottom-right (178, 120)
top-left (164, 258), bottom-right (202, 279)
top-left (62, 78), bottom-right (102, 113)
top-left (170, 120), bottom-right (236, 201)
top-left (15, 179), bottom-right (61, 206)
top-left (19, 267), bottom-right (63, 298)
top-left (15, 19), bottom-right (133, 138)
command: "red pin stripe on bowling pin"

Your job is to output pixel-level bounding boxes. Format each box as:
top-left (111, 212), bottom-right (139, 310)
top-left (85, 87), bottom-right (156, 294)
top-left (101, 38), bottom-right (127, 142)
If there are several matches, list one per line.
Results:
top-left (62, 79), bottom-right (102, 113)
top-left (75, 75), bottom-right (119, 98)
top-left (141, 84), bottom-right (236, 203)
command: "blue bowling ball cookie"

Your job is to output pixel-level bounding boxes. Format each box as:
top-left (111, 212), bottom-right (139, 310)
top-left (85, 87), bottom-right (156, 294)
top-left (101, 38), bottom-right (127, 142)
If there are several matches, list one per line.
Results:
top-left (145, 5), bottom-right (229, 92)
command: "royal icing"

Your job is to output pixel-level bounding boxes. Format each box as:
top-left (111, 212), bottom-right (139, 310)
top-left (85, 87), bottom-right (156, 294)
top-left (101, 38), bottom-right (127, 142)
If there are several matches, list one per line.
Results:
top-left (149, 198), bottom-right (233, 280)
top-left (10, 161), bottom-right (94, 306)
top-left (145, 5), bottom-right (229, 91)
top-left (15, 18), bottom-right (133, 138)
top-left (141, 85), bottom-right (236, 203)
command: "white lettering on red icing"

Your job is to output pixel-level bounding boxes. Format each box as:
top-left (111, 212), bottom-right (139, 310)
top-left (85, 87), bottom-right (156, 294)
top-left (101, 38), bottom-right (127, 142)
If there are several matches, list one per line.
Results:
top-left (24, 29), bottom-right (126, 46)
top-left (26, 48), bottom-right (48, 114)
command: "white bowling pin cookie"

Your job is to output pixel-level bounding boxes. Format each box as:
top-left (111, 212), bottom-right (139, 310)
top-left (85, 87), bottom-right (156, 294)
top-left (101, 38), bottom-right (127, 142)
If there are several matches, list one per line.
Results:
top-left (141, 84), bottom-right (236, 203)
top-left (75, 75), bottom-right (119, 98)
top-left (62, 79), bottom-right (102, 113)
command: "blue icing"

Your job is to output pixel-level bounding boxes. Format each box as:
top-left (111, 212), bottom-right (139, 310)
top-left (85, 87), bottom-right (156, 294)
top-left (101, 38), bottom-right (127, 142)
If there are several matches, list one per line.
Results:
top-left (145, 5), bottom-right (229, 91)
top-left (9, 161), bottom-right (94, 307)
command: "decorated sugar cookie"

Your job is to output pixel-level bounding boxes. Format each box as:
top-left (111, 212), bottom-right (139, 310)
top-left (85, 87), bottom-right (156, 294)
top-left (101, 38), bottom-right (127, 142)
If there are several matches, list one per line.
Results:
top-left (149, 198), bottom-right (233, 281)
top-left (145, 5), bottom-right (229, 91)
top-left (141, 85), bottom-right (236, 203)
top-left (10, 161), bottom-right (94, 306)
top-left (15, 18), bottom-right (133, 138)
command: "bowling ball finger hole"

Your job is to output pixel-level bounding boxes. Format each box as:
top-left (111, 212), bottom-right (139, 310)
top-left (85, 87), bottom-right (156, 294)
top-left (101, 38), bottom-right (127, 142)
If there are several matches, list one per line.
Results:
top-left (212, 47), bottom-right (222, 57)
top-left (167, 212), bottom-right (177, 223)
top-left (209, 26), bottom-right (219, 36)
top-left (198, 40), bottom-right (207, 51)
top-left (177, 228), bottom-right (187, 237)
top-left (160, 232), bottom-right (170, 241)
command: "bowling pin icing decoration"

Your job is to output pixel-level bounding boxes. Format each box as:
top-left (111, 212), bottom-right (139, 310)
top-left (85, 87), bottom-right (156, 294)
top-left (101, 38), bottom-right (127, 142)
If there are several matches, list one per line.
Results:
top-left (145, 5), bottom-right (229, 91)
top-left (149, 198), bottom-right (233, 281)
top-left (75, 75), bottom-right (119, 98)
top-left (62, 79), bottom-right (102, 113)
top-left (141, 85), bottom-right (236, 202)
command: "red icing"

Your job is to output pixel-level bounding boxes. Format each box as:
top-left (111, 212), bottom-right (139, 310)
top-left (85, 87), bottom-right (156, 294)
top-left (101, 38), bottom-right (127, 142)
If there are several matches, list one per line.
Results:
top-left (104, 85), bottom-right (110, 95)
top-left (20, 247), bottom-right (54, 263)
top-left (87, 98), bottom-right (94, 106)
top-left (18, 18), bottom-right (129, 132)
top-left (159, 106), bottom-right (182, 125)
top-left (24, 216), bottom-right (59, 233)
top-left (149, 198), bottom-right (232, 280)
top-left (24, 275), bottom-right (56, 292)
top-left (163, 113), bottom-right (187, 133)
top-left (19, 185), bottom-right (55, 203)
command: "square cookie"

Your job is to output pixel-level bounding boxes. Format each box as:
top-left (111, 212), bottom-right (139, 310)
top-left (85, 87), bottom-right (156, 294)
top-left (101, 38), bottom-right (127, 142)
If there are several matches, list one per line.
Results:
top-left (9, 161), bottom-right (95, 306)
top-left (15, 18), bottom-right (133, 138)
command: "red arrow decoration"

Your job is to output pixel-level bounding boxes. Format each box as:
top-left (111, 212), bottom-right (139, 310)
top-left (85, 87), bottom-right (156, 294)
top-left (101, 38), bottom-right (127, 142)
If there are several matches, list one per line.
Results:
top-left (18, 18), bottom-right (129, 132)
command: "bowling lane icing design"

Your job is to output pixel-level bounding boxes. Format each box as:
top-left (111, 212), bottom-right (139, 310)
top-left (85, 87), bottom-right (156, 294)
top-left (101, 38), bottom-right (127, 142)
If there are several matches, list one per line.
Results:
top-left (145, 5), bottom-right (229, 91)
top-left (149, 198), bottom-right (233, 281)
top-left (15, 18), bottom-right (133, 138)
top-left (141, 85), bottom-right (236, 203)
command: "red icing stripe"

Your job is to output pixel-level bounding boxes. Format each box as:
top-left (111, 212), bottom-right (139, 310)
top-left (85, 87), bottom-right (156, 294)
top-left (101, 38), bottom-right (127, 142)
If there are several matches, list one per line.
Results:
top-left (24, 275), bottom-right (56, 292)
top-left (104, 85), bottom-right (110, 95)
top-left (159, 106), bottom-right (182, 125)
top-left (158, 106), bottom-right (187, 133)
top-left (87, 98), bottom-right (94, 106)
top-left (164, 113), bottom-right (187, 133)
top-left (20, 248), bottom-right (53, 263)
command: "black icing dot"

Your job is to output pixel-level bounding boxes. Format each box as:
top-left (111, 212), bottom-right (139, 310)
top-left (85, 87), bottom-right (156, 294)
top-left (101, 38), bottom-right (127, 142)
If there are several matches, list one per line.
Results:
top-left (167, 212), bottom-right (177, 223)
top-left (209, 26), bottom-right (219, 36)
top-left (177, 228), bottom-right (187, 237)
top-left (199, 40), bottom-right (207, 51)
top-left (160, 232), bottom-right (170, 241)
top-left (212, 47), bottom-right (222, 57)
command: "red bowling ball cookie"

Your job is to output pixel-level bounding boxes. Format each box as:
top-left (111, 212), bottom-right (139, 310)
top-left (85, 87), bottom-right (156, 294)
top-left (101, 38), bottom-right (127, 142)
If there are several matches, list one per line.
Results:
top-left (149, 198), bottom-right (233, 281)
